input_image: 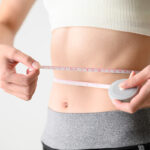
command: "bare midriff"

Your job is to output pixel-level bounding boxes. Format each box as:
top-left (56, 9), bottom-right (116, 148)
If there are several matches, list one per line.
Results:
top-left (48, 26), bottom-right (150, 113)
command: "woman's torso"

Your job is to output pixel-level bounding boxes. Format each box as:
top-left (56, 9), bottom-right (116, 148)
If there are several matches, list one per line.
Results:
top-left (48, 26), bottom-right (150, 113)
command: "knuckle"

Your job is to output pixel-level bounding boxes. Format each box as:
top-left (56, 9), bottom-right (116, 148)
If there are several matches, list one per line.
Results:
top-left (24, 86), bottom-right (31, 95)
top-left (128, 106), bottom-right (136, 114)
top-left (24, 56), bottom-right (32, 63)
top-left (24, 77), bottom-right (32, 86)
top-left (24, 94), bottom-right (32, 101)
top-left (36, 69), bottom-right (40, 76)
top-left (10, 49), bottom-right (18, 59)
top-left (128, 110), bottom-right (134, 114)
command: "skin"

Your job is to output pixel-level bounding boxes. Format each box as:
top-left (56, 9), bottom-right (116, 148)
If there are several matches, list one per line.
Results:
top-left (0, 0), bottom-right (40, 100)
top-left (49, 27), bottom-right (150, 114)
top-left (0, 0), bottom-right (150, 114)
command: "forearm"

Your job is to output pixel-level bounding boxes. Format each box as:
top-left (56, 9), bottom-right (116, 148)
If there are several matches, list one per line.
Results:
top-left (0, 23), bottom-right (15, 46)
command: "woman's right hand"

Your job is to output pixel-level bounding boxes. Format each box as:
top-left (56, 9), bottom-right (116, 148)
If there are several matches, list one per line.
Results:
top-left (0, 44), bottom-right (40, 101)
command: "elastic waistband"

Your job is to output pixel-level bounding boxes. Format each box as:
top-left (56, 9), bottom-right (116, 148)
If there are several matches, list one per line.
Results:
top-left (41, 107), bottom-right (150, 150)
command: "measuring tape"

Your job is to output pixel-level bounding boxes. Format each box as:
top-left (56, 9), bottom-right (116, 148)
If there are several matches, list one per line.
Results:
top-left (40, 65), bottom-right (140, 74)
top-left (40, 65), bottom-right (140, 102)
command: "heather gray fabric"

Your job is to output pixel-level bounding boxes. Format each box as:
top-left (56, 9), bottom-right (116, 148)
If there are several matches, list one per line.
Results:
top-left (41, 106), bottom-right (150, 150)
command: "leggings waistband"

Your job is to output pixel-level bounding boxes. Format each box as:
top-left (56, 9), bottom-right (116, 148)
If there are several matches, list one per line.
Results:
top-left (41, 107), bottom-right (150, 150)
top-left (42, 141), bottom-right (150, 150)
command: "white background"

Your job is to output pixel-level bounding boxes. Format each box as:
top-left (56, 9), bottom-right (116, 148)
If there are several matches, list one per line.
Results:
top-left (0, 0), bottom-right (53, 149)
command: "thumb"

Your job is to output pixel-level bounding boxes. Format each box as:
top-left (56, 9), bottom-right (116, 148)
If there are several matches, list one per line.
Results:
top-left (119, 67), bottom-right (148, 89)
top-left (119, 71), bottom-right (137, 89)
top-left (8, 49), bottom-right (40, 69)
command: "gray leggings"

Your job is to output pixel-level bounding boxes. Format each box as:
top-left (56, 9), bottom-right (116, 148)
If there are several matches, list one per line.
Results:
top-left (42, 141), bottom-right (150, 150)
top-left (41, 107), bottom-right (150, 150)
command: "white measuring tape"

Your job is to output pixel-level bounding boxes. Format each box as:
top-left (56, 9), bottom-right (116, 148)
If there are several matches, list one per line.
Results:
top-left (53, 77), bottom-right (111, 89)
top-left (40, 65), bottom-right (140, 89)
top-left (40, 65), bottom-right (140, 101)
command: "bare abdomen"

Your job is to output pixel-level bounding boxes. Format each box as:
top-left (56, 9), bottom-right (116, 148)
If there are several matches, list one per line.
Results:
top-left (48, 27), bottom-right (150, 113)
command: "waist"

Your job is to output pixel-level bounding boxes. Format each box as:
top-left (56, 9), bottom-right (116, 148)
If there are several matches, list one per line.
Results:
top-left (50, 27), bottom-right (150, 80)
top-left (48, 27), bottom-right (150, 113)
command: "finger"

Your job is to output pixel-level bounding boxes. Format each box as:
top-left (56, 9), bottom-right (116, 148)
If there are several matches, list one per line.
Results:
top-left (0, 77), bottom-right (38, 95)
top-left (119, 71), bottom-right (136, 91)
top-left (0, 77), bottom-right (38, 100)
top-left (112, 79), bottom-right (150, 113)
top-left (111, 99), bottom-right (131, 113)
top-left (7, 48), bottom-right (40, 69)
top-left (3, 87), bottom-right (31, 101)
top-left (130, 79), bottom-right (150, 111)
top-left (6, 68), bottom-right (40, 86)
top-left (119, 66), bottom-right (150, 89)
top-left (129, 70), bottom-right (135, 78)
top-left (27, 68), bottom-right (33, 74)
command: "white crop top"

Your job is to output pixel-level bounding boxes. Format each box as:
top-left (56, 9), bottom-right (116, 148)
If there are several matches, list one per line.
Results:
top-left (43, 0), bottom-right (150, 36)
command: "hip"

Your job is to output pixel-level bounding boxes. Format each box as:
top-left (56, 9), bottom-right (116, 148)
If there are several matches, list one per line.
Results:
top-left (41, 106), bottom-right (150, 150)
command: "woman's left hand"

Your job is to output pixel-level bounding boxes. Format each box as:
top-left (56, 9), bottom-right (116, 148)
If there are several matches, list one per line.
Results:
top-left (111, 65), bottom-right (150, 114)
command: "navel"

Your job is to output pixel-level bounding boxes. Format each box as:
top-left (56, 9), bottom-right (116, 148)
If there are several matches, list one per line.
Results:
top-left (62, 101), bottom-right (69, 108)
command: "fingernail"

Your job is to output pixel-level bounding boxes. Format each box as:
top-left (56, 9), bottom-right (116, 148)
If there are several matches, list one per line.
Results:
top-left (129, 71), bottom-right (134, 78)
top-left (119, 71), bottom-right (134, 88)
top-left (119, 86), bottom-right (125, 91)
top-left (32, 62), bottom-right (40, 69)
